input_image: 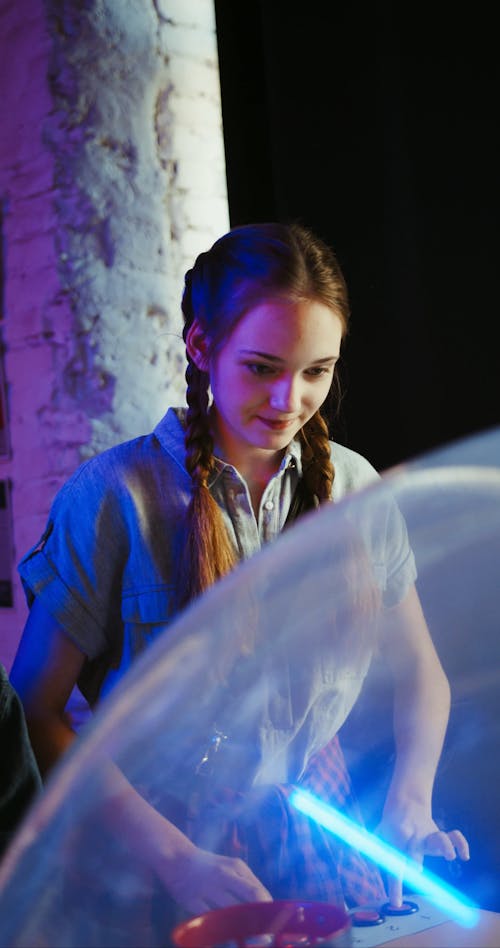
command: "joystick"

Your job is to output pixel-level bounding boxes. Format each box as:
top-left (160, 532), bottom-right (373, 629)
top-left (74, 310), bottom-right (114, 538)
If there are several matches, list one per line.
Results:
top-left (347, 897), bottom-right (448, 947)
top-left (380, 899), bottom-right (419, 917)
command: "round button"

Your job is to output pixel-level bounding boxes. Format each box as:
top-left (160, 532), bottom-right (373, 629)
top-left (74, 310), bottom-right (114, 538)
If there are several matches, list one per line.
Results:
top-left (351, 909), bottom-right (385, 927)
top-left (380, 900), bottom-right (419, 916)
top-left (264, 500), bottom-right (274, 511)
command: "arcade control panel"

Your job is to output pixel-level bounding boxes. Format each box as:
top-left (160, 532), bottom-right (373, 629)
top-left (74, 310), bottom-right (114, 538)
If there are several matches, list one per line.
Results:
top-left (348, 896), bottom-right (450, 946)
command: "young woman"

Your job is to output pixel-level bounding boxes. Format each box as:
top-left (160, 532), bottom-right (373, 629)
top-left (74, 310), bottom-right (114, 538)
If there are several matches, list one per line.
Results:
top-left (10, 222), bottom-right (468, 920)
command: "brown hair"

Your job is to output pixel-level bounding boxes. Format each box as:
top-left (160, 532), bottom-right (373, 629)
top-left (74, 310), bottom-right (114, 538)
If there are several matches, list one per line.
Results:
top-left (177, 222), bottom-right (350, 608)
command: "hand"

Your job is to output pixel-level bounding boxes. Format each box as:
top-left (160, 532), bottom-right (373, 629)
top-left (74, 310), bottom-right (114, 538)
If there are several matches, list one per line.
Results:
top-left (156, 839), bottom-right (273, 916)
top-left (99, 771), bottom-right (273, 917)
top-left (375, 800), bottom-right (470, 907)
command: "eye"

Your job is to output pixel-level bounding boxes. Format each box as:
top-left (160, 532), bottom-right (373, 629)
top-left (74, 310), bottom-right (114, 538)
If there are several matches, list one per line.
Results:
top-left (245, 362), bottom-right (277, 377)
top-left (305, 365), bottom-right (333, 378)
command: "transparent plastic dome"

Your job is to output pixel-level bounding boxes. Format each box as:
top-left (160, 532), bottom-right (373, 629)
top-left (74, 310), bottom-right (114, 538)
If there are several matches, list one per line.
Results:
top-left (0, 427), bottom-right (499, 947)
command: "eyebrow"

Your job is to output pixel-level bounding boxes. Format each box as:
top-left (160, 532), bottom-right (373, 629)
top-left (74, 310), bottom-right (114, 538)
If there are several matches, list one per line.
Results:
top-left (239, 349), bottom-right (339, 364)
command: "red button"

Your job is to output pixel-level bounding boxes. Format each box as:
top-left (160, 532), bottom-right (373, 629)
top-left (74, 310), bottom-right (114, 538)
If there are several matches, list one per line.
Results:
top-left (352, 909), bottom-right (385, 926)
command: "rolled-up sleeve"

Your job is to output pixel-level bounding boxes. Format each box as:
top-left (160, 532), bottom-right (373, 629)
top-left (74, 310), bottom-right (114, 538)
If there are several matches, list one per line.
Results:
top-left (18, 459), bottom-right (128, 660)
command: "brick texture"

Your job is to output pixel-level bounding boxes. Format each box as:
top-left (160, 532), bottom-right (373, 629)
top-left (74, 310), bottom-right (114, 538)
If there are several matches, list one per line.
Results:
top-left (0, 0), bottom-right (229, 666)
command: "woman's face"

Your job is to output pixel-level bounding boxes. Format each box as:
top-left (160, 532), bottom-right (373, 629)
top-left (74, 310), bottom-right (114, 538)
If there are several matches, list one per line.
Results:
top-left (204, 298), bottom-right (343, 466)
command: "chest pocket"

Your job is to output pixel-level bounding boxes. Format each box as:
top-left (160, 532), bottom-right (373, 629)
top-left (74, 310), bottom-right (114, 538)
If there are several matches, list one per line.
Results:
top-left (121, 585), bottom-right (176, 660)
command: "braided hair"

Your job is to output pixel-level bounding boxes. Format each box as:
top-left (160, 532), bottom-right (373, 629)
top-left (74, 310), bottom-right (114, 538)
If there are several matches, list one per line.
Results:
top-left (176, 222), bottom-right (350, 608)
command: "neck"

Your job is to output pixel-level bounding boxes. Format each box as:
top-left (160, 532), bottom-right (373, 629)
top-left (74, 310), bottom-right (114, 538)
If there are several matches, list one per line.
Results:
top-left (214, 441), bottom-right (286, 514)
top-left (245, 461), bottom-right (283, 514)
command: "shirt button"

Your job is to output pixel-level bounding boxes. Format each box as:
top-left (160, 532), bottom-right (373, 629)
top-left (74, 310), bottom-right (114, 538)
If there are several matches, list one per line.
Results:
top-left (264, 500), bottom-right (274, 511)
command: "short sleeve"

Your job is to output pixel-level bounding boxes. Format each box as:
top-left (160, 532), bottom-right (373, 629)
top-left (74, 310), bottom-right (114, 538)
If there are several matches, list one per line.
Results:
top-left (18, 458), bottom-right (128, 662)
top-left (344, 483), bottom-right (417, 609)
top-left (330, 441), bottom-right (417, 606)
top-left (380, 496), bottom-right (417, 607)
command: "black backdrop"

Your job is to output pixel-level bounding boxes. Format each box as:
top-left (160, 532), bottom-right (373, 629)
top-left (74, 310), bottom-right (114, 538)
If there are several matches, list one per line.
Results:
top-left (214, 2), bottom-right (499, 471)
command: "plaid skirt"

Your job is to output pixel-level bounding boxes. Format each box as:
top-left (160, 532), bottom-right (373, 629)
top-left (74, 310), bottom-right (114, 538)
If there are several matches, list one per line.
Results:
top-left (190, 734), bottom-right (387, 908)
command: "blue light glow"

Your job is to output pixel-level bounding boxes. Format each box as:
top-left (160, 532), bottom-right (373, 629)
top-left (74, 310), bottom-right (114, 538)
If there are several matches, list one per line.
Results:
top-left (290, 788), bottom-right (479, 928)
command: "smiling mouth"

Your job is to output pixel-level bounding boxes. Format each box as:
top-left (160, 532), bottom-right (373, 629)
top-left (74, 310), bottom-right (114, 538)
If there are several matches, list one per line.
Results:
top-left (257, 416), bottom-right (297, 430)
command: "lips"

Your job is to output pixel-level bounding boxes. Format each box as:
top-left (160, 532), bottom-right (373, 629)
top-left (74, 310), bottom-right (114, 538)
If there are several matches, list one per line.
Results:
top-left (257, 416), bottom-right (297, 431)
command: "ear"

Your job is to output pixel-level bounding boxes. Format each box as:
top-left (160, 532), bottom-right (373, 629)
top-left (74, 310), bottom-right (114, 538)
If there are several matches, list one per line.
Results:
top-left (185, 319), bottom-right (210, 373)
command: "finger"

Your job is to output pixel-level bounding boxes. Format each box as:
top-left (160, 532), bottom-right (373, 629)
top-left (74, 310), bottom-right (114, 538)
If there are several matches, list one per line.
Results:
top-left (413, 830), bottom-right (459, 861)
top-left (206, 891), bottom-right (244, 909)
top-left (183, 896), bottom-right (213, 916)
top-left (227, 875), bottom-right (273, 902)
top-left (448, 829), bottom-right (470, 861)
top-left (405, 838), bottom-right (424, 867)
top-left (223, 859), bottom-right (273, 901)
top-left (388, 875), bottom-right (403, 908)
top-left (215, 865), bottom-right (271, 902)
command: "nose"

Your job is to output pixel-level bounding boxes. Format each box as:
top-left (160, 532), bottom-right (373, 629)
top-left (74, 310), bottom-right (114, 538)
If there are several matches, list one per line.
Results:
top-left (269, 375), bottom-right (301, 413)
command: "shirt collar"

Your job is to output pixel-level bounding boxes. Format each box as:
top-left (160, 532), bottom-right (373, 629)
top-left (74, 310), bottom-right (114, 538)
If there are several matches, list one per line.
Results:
top-left (154, 407), bottom-right (304, 482)
top-left (153, 407), bottom-right (189, 472)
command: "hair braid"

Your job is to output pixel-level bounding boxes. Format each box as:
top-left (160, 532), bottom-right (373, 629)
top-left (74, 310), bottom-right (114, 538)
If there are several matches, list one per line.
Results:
top-left (184, 359), bottom-right (214, 486)
top-left (299, 410), bottom-right (335, 507)
top-left (177, 295), bottom-right (238, 608)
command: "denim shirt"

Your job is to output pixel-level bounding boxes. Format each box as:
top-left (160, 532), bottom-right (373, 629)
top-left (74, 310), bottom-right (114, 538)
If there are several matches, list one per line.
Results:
top-left (18, 408), bottom-right (415, 729)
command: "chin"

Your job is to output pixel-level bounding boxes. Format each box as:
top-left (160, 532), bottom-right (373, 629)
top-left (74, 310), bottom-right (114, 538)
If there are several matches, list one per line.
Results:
top-left (256, 432), bottom-right (295, 451)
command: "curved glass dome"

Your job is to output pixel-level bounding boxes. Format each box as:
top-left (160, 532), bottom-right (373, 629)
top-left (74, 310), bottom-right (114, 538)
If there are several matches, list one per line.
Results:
top-left (0, 427), bottom-right (499, 946)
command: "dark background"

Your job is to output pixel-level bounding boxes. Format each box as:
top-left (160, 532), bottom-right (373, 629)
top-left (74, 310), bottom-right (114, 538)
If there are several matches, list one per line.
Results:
top-left (214, 2), bottom-right (499, 472)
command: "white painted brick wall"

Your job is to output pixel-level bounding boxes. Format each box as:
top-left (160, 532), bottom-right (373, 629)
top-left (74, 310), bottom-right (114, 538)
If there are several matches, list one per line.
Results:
top-left (0, 0), bottom-right (229, 666)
